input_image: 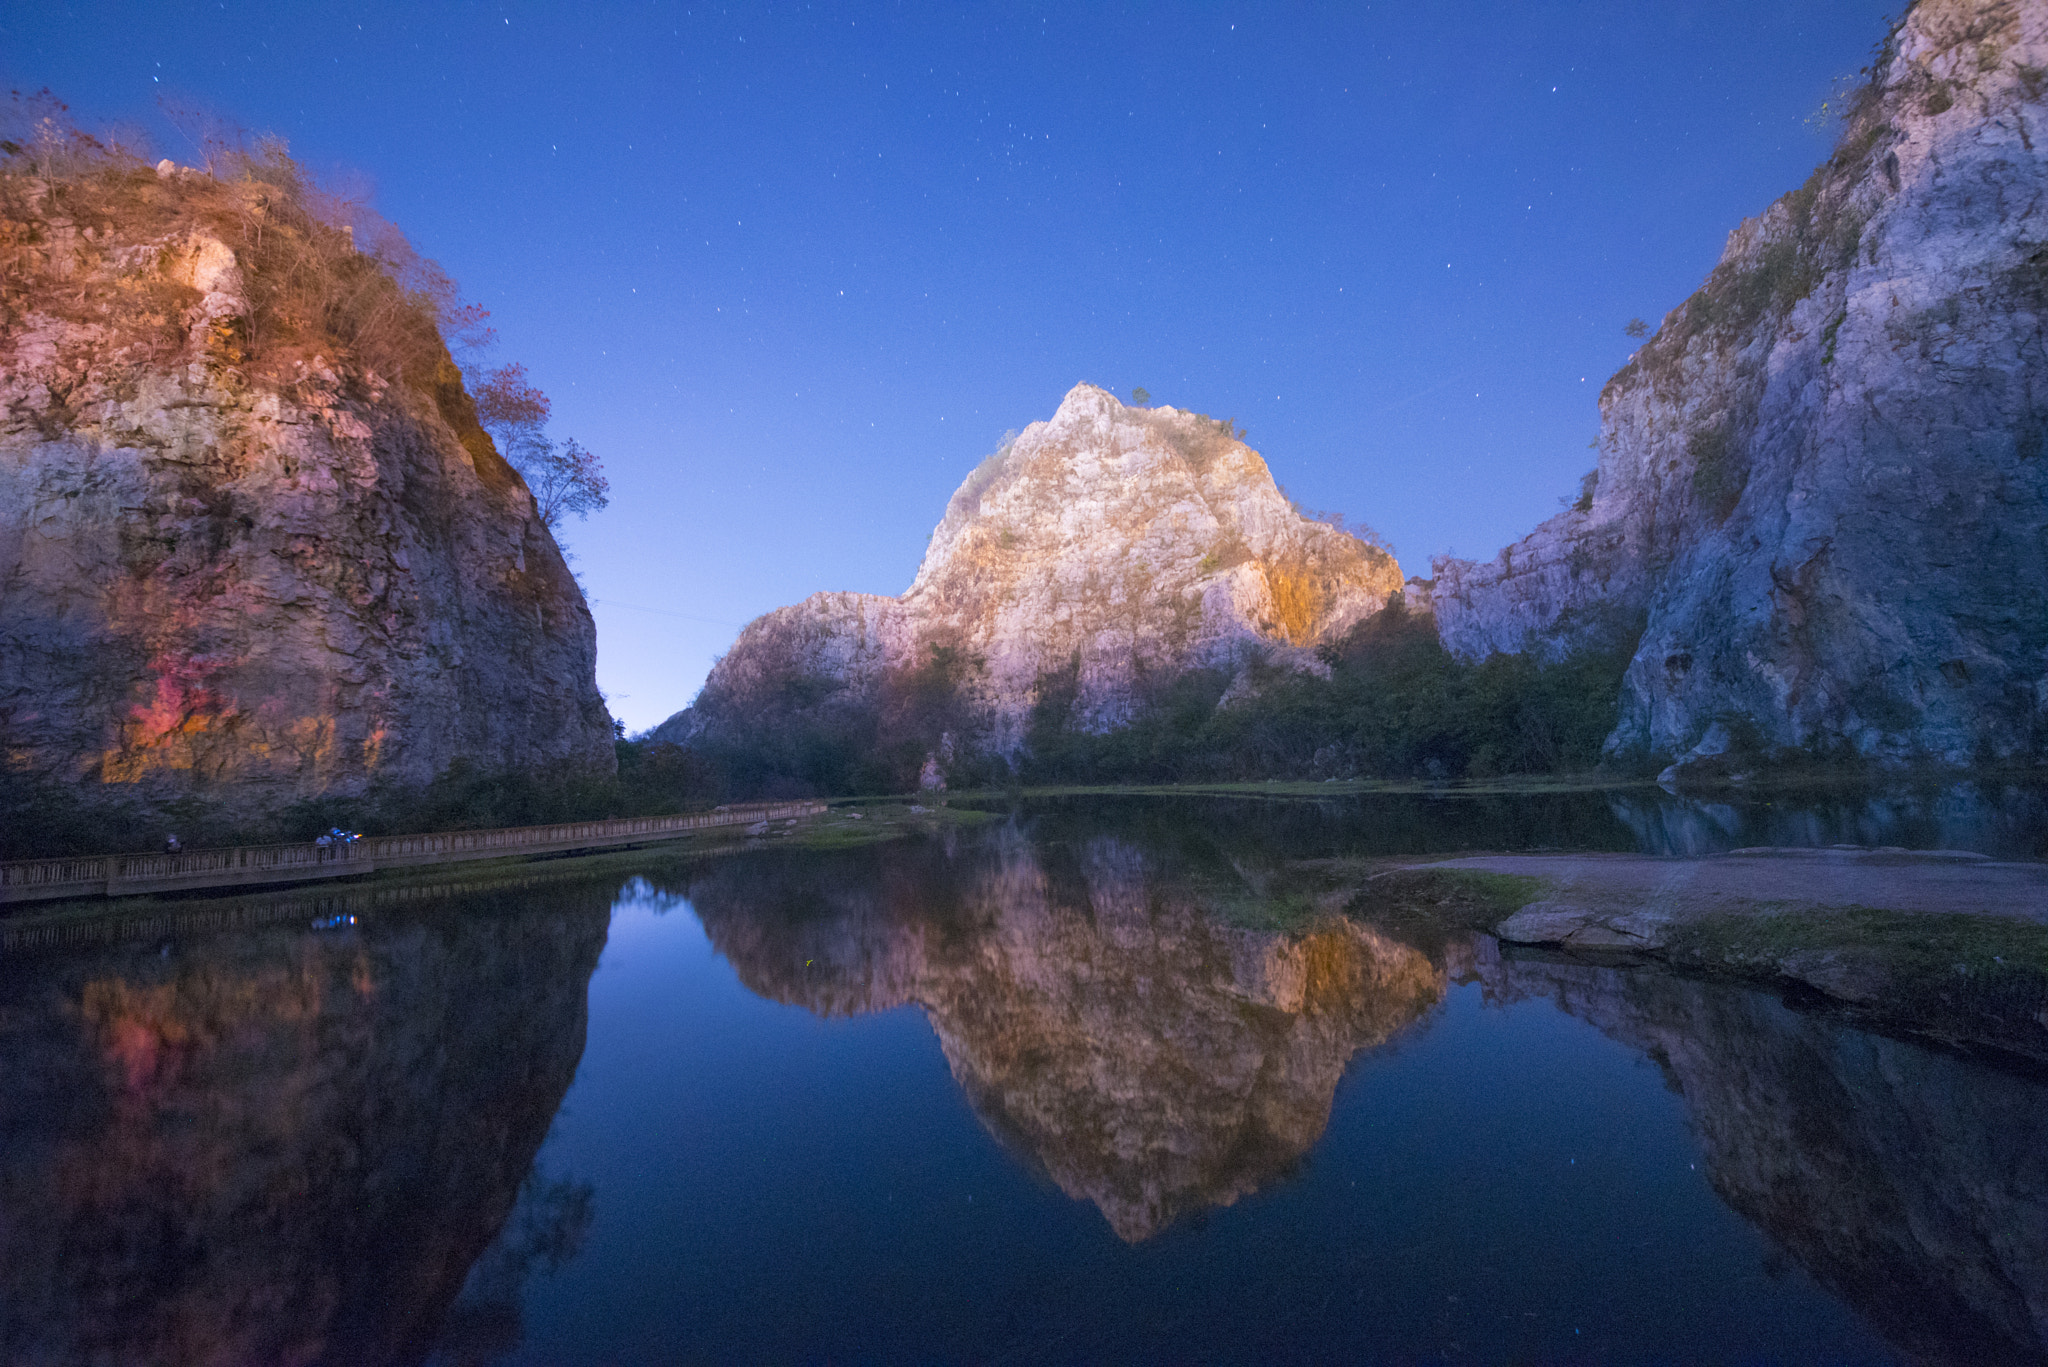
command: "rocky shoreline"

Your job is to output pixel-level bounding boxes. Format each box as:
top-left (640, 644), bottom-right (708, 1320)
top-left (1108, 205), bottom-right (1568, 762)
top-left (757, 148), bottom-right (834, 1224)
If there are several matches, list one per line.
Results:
top-left (1392, 848), bottom-right (2048, 1064)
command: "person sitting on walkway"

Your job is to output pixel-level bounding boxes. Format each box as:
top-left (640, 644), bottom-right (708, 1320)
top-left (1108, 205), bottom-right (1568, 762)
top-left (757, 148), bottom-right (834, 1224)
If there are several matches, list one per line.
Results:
top-left (163, 834), bottom-right (181, 854)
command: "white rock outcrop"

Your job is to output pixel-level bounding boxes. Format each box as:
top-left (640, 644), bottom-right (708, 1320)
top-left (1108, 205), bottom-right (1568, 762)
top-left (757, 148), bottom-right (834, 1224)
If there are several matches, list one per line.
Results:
top-left (1431, 0), bottom-right (2048, 767)
top-left (658, 384), bottom-right (1403, 757)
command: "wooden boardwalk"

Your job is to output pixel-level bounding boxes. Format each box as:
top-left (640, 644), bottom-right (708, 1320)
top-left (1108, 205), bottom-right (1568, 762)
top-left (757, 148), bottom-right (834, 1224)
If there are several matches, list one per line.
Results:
top-left (0, 860), bottom-right (646, 957)
top-left (0, 802), bottom-right (825, 908)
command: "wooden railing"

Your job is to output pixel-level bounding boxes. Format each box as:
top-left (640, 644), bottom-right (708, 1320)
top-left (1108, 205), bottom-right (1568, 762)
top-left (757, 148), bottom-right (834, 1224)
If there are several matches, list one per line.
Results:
top-left (0, 802), bottom-right (825, 907)
top-left (2, 859), bottom-right (661, 957)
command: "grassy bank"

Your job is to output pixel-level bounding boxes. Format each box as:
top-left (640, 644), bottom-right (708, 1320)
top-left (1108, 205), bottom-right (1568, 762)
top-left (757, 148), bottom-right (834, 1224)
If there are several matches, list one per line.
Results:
top-left (1326, 860), bottom-right (2048, 1065)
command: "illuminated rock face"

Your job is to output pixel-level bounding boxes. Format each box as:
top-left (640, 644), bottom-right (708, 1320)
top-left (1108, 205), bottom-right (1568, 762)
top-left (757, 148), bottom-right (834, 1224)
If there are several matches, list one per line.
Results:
top-left (0, 199), bottom-right (612, 833)
top-left (0, 885), bottom-right (609, 1366)
top-left (1430, 0), bottom-right (2048, 766)
top-left (656, 384), bottom-right (1404, 754)
top-left (689, 832), bottom-right (1443, 1241)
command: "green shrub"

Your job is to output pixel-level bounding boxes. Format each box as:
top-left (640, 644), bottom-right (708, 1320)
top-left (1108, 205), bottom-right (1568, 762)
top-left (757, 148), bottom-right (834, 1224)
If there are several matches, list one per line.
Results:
top-left (1688, 425), bottom-right (1745, 521)
top-left (0, 741), bottom-right (730, 859)
top-left (1820, 309), bottom-right (1848, 365)
top-left (1010, 595), bottom-right (1636, 787)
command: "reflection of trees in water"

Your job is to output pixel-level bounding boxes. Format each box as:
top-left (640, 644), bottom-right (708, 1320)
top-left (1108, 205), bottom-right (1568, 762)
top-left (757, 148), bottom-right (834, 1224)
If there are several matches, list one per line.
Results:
top-left (0, 880), bottom-right (611, 1367)
top-left (1012, 790), bottom-right (1644, 860)
top-left (955, 781), bottom-right (2048, 861)
top-left (1480, 947), bottom-right (2048, 1365)
top-left (1607, 782), bottom-right (2048, 859)
top-left (685, 828), bottom-right (1447, 1241)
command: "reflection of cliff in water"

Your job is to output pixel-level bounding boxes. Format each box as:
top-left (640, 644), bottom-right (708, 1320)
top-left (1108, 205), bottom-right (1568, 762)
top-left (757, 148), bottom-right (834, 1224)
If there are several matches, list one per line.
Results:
top-left (1480, 946), bottom-right (2048, 1366)
top-left (1607, 782), bottom-right (2048, 859)
top-left (0, 882), bottom-right (611, 1367)
top-left (979, 783), bottom-right (2048, 865)
top-left (687, 828), bottom-right (1443, 1241)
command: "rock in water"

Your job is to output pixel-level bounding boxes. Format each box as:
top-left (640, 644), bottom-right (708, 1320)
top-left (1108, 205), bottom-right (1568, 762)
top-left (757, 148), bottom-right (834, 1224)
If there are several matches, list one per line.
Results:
top-left (655, 383), bottom-right (1403, 763)
top-left (0, 162), bottom-right (613, 837)
top-left (1430, 0), bottom-right (2048, 768)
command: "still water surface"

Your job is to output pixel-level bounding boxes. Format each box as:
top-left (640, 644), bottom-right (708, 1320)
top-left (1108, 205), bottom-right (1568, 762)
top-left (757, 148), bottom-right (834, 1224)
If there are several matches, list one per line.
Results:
top-left (2, 788), bottom-right (2044, 1364)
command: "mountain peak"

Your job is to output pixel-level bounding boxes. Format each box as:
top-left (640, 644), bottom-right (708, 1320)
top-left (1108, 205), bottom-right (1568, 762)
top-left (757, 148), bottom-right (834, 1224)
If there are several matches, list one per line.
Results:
top-left (656, 387), bottom-right (1404, 775)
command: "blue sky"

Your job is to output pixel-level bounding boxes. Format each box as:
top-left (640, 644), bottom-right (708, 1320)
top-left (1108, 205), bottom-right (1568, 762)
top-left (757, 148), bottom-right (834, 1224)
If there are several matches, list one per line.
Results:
top-left (7, 0), bottom-right (1894, 730)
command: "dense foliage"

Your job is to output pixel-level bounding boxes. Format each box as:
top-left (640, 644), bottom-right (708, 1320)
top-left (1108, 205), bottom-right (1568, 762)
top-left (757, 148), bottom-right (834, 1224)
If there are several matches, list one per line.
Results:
top-left (276, 740), bottom-right (725, 842)
top-left (676, 598), bottom-right (1641, 800)
top-left (0, 741), bottom-right (723, 859)
top-left (1018, 597), bottom-right (1638, 786)
top-left (679, 641), bottom-right (1009, 800)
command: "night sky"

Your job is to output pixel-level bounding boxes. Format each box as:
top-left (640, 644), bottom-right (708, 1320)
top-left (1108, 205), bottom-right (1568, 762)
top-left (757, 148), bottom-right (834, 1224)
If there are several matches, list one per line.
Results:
top-left (7, 1), bottom-right (1894, 730)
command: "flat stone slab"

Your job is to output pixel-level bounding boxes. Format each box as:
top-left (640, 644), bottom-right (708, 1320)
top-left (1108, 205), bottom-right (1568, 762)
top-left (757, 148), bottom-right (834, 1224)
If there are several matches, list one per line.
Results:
top-left (1496, 901), bottom-right (1670, 950)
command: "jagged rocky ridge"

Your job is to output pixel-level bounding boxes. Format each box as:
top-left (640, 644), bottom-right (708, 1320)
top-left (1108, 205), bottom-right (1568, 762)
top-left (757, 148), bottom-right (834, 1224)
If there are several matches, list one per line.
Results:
top-left (1430, 0), bottom-right (2048, 771)
top-left (653, 383), bottom-right (1402, 768)
top-left (0, 158), bottom-right (614, 842)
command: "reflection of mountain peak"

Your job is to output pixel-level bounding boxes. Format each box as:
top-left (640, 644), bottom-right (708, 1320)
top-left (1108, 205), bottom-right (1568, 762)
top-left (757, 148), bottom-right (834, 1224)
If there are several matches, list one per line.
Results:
top-left (928, 912), bottom-right (1439, 1242)
top-left (691, 833), bottom-right (1443, 1240)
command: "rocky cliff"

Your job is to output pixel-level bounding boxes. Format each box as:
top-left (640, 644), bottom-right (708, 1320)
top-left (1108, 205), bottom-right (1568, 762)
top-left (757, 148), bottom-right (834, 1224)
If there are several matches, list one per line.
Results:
top-left (655, 384), bottom-right (1402, 766)
top-left (1430, 0), bottom-right (2048, 771)
top-left (0, 152), bottom-right (613, 843)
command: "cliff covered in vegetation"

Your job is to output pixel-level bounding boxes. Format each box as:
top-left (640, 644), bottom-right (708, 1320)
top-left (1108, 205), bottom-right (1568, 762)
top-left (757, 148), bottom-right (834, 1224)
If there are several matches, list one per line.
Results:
top-left (1431, 0), bottom-right (2048, 774)
top-left (0, 124), bottom-right (614, 847)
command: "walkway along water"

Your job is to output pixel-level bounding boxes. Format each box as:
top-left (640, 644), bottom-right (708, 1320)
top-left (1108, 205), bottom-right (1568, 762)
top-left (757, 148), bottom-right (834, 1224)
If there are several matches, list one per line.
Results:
top-left (0, 803), bottom-right (826, 907)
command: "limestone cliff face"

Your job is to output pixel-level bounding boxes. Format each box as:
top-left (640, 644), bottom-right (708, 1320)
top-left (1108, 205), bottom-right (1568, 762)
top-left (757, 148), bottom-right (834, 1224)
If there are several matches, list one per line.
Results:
top-left (687, 831), bottom-right (1442, 1241)
top-left (657, 384), bottom-right (1402, 756)
top-left (0, 167), bottom-right (613, 838)
top-left (1431, 0), bottom-right (2048, 767)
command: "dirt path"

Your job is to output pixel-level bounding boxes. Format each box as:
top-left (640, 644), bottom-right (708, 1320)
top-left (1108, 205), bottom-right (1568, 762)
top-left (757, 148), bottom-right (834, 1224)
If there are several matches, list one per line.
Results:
top-left (1413, 848), bottom-right (2048, 923)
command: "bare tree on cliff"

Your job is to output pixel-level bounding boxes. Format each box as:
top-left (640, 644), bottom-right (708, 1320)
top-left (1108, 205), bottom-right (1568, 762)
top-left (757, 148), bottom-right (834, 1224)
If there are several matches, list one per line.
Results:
top-left (474, 363), bottom-right (611, 529)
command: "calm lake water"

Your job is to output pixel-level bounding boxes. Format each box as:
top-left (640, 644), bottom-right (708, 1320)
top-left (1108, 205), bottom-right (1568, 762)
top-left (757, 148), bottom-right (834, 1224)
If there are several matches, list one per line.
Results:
top-left (2, 787), bottom-right (2044, 1365)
